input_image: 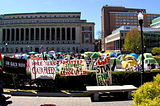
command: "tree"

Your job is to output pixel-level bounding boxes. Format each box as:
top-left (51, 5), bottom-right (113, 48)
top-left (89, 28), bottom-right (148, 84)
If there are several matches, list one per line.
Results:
top-left (123, 28), bottom-right (146, 53)
top-left (152, 47), bottom-right (160, 54)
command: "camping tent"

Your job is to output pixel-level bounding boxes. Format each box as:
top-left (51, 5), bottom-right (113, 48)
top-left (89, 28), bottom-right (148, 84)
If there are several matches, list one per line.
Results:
top-left (122, 60), bottom-right (138, 69)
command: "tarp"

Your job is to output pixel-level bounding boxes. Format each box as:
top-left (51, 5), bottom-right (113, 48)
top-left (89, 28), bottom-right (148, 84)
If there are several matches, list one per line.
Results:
top-left (122, 60), bottom-right (138, 69)
top-left (84, 52), bottom-right (94, 57)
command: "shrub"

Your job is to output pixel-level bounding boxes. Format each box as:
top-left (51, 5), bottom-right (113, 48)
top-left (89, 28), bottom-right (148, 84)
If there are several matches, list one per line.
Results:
top-left (132, 74), bottom-right (160, 106)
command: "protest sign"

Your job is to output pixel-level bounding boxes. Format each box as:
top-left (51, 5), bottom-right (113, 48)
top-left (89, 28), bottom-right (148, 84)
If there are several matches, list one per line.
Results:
top-left (59, 59), bottom-right (87, 76)
top-left (4, 56), bottom-right (27, 74)
top-left (30, 60), bottom-right (57, 80)
top-left (27, 57), bottom-right (42, 71)
top-left (95, 54), bottom-right (112, 86)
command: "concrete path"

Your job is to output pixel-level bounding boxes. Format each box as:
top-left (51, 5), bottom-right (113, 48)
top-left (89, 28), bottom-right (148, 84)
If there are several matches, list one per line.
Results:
top-left (1, 94), bottom-right (134, 106)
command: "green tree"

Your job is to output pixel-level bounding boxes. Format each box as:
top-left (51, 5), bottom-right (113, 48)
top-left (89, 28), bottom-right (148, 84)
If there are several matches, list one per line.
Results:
top-left (152, 47), bottom-right (160, 54)
top-left (123, 28), bottom-right (146, 53)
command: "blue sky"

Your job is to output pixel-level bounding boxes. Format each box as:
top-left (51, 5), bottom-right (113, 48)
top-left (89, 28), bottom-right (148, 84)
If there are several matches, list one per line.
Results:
top-left (1, 0), bottom-right (160, 39)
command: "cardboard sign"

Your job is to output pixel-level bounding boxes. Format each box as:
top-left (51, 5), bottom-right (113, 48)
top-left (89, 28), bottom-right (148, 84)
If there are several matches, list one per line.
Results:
top-left (96, 54), bottom-right (112, 86)
top-left (4, 56), bottom-right (27, 74)
top-left (30, 60), bottom-right (57, 80)
top-left (59, 59), bottom-right (87, 76)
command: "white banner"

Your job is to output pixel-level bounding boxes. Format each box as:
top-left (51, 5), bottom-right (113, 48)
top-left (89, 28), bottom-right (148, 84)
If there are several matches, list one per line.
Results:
top-left (30, 60), bottom-right (57, 80)
top-left (59, 59), bottom-right (87, 76)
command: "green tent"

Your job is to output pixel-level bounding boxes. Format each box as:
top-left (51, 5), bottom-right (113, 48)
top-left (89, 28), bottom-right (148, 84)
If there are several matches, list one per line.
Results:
top-left (84, 52), bottom-right (95, 57)
top-left (91, 52), bottom-right (101, 60)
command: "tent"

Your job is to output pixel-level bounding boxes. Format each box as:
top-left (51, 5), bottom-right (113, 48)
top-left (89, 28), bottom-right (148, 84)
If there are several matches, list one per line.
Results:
top-left (84, 52), bottom-right (95, 57)
top-left (91, 52), bottom-right (101, 60)
top-left (123, 55), bottom-right (136, 61)
top-left (122, 60), bottom-right (138, 69)
top-left (115, 52), bottom-right (122, 57)
top-left (130, 53), bottom-right (138, 60)
top-left (28, 51), bottom-right (38, 54)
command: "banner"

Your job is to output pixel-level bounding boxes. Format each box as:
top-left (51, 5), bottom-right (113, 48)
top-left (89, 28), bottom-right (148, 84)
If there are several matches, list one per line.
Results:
top-left (4, 56), bottom-right (27, 74)
top-left (30, 60), bottom-right (57, 80)
top-left (95, 54), bottom-right (112, 86)
top-left (59, 59), bottom-right (87, 76)
top-left (27, 57), bottom-right (42, 71)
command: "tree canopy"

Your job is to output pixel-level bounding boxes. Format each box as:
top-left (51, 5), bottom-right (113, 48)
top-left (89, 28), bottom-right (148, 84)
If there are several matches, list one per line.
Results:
top-left (123, 28), bottom-right (146, 53)
top-left (151, 47), bottom-right (160, 54)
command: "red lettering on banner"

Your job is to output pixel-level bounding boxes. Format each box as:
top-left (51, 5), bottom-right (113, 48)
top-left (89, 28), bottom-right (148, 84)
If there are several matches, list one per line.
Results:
top-left (80, 60), bottom-right (82, 64)
top-left (32, 67), bottom-right (36, 74)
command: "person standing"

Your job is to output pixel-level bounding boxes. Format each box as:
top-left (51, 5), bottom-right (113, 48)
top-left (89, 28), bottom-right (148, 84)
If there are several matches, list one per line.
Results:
top-left (0, 65), bottom-right (5, 101)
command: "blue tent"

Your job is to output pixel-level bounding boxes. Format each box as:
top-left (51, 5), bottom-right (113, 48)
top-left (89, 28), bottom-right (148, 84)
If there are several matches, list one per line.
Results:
top-left (130, 53), bottom-right (138, 60)
top-left (115, 52), bottom-right (122, 57)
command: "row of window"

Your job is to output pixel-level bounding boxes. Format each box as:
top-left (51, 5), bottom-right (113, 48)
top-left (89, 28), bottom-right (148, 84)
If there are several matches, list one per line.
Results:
top-left (3, 20), bottom-right (76, 25)
top-left (115, 14), bottom-right (159, 18)
top-left (116, 19), bottom-right (137, 22)
top-left (116, 22), bottom-right (138, 25)
top-left (8, 15), bottom-right (79, 19)
top-left (115, 16), bottom-right (137, 19)
top-left (115, 13), bottom-right (137, 16)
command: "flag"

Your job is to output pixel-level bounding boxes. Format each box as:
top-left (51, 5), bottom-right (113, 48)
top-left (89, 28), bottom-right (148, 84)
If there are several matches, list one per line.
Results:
top-left (13, 54), bottom-right (16, 58)
top-left (0, 50), bottom-right (2, 61)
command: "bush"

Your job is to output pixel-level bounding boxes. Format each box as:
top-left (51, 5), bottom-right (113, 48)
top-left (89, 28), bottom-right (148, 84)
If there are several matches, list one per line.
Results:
top-left (132, 74), bottom-right (160, 106)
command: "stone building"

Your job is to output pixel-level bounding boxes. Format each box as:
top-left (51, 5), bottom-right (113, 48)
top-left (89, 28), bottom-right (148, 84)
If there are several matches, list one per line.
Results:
top-left (0, 12), bottom-right (95, 53)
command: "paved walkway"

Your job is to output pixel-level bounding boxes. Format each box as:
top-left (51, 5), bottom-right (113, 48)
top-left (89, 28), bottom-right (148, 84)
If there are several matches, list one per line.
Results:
top-left (1, 94), bottom-right (134, 106)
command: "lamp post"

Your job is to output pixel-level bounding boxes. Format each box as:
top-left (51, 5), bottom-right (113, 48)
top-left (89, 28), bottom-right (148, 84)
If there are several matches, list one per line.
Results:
top-left (6, 43), bottom-right (7, 55)
top-left (28, 46), bottom-right (29, 54)
top-left (99, 40), bottom-right (101, 52)
top-left (138, 12), bottom-right (144, 86)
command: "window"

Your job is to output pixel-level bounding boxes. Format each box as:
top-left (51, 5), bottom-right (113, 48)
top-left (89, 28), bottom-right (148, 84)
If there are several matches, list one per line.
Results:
top-left (119, 14), bottom-right (122, 16)
top-left (59, 15), bottom-right (61, 17)
top-left (148, 18), bottom-right (150, 19)
top-left (123, 22), bottom-right (126, 24)
top-left (116, 22), bottom-right (119, 24)
top-left (127, 20), bottom-right (130, 21)
top-left (42, 20), bottom-right (44, 24)
top-left (30, 16), bottom-right (32, 18)
top-left (123, 17), bottom-right (126, 18)
top-left (68, 15), bottom-right (70, 17)
top-left (116, 19), bottom-right (118, 21)
top-left (26, 21), bottom-right (28, 24)
top-left (119, 17), bottom-right (122, 18)
top-left (131, 20), bottom-right (133, 22)
top-left (68, 20), bottom-right (69, 23)
top-left (35, 16), bottom-right (37, 18)
top-left (134, 23), bottom-right (137, 24)
top-left (17, 16), bottom-right (19, 18)
top-left (63, 15), bottom-right (65, 17)
top-left (26, 16), bottom-right (28, 18)
top-left (116, 25), bottom-right (119, 27)
top-left (120, 22), bottom-right (122, 24)
top-left (85, 27), bottom-right (89, 31)
top-left (73, 15), bottom-right (75, 17)
top-left (63, 20), bottom-right (64, 23)
top-left (22, 16), bottom-right (23, 18)
top-left (47, 20), bottom-right (49, 23)
top-left (57, 20), bottom-right (59, 23)
top-left (123, 14), bottom-right (126, 16)
top-left (84, 33), bottom-right (89, 43)
top-left (127, 17), bottom-right (129, 19)
top-left (151, 15), bottom-right (153, 17)
top-left (8, 21), bottom-right (10, 24)
top-left (12, 21), bottom-right (14, 24)
top-left (148, 20), bottom-right (150, 22)
top-left (73, 20), bottom-right (75, 23)
top-left (22, 21), bottom-right (23, 24)
top-left (154, 15), bottom-right (157, 17)
top-left (131, 17), bottom-right (133, 19)
top-left (67, 47), bottom-right (70, 52)
top-left (40, 16), bottom-right (42, 18)
top-left (119, 19), bottom-right (122, 21)
top-left (147, 15), bottom-right (150, 17)
top-left (123, 19), bottom-right (126, 21)
top-left (115, 14), bottom-right (118, 15)
top-left (127, 14), bottom-right (129, 16)
top-left (52, 20), bottom-right (54, 23)
top-left (134, 20), bottom-right (137, 22)
top-left (37, 20), bottom-right (38, 24)
top-left (130, 14), bottom-right (133, 16)
top-left (31, 21), bottom-right (33, 24)
top-left (116, 17), bottom-right (118, 18)
top-left (3, 22), bottom-right (5, 25)
top-left (127, 22), bottom-right (130, 25)
top-left (72, 47), bottom-right (75, 52)
top-left (17, 21), bottom-right (19, 24)
top-left (62, 47), bottom-right (65, 52)
top-left (54, 15), bottom-right (56, 17)
top-left (134, 17), bottom-right (137, 19)
top-left (121, 33), bottom-right (123, 37)
top-left (134, 14), bottom-right (137, 16)
top-left (45, 16), bottom-right (47, 18)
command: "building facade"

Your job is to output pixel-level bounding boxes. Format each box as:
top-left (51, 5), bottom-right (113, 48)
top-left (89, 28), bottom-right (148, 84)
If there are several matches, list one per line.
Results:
top-left (101, 5), bottom-right (160, 51)
top-left (105, 26), bottom-right (160, 53)
top-left (0, 12), bottom-right (95, 53)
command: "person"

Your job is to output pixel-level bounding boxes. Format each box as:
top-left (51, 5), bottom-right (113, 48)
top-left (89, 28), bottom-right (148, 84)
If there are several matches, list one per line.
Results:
top-left (0, 65), bottom-right (7, 102)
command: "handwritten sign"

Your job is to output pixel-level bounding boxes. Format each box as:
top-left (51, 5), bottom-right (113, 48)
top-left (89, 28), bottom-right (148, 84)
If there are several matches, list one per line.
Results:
top-left (4, 56), bottom-right (27, 74)
top-left (59, 59), bottom-right (87, 76)
top-left (30, 60), bottom-right (57, 80)
top-left (95, 54), bottom-right (112, 86)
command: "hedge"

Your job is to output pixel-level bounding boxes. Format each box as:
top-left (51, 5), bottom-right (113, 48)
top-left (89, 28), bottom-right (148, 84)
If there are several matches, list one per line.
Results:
top-left (3, 70), bottom-right (160, 92)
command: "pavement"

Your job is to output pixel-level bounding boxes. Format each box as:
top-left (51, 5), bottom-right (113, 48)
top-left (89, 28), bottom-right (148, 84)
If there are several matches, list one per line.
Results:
top-left (0, 92), bottom-right (135, 106)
